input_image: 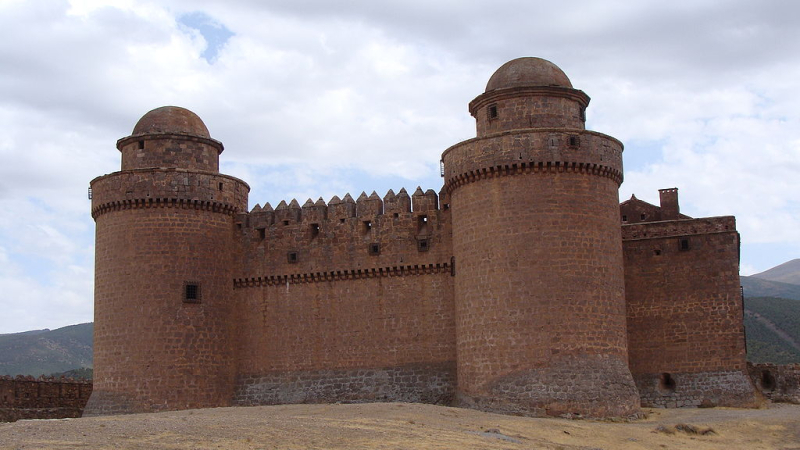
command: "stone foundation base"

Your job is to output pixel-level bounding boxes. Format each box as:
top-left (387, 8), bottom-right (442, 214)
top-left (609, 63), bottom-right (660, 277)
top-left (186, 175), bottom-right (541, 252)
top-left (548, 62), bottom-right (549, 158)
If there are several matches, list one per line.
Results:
top-left (457, 355), bottom-right (641, 419)
top-left (634, 370), bottom-right (757, 408)
top-left (234, 362), bottom-right (456, 406)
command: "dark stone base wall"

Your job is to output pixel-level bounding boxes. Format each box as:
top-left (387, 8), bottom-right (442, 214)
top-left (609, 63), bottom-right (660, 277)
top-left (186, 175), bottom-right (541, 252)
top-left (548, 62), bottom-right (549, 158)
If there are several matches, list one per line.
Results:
top-left (635, 370), bottom-right (756, 408)
top-left (748, 363), bottom-right (800, 404)
top-left (233, 363), bottom-right (455, 407)
top-left (0, 407), bottom-right (84, 422)
top-left (457, 355), bottom-right (641, 419)
top-left (83, 390), bottom-right (139, 416)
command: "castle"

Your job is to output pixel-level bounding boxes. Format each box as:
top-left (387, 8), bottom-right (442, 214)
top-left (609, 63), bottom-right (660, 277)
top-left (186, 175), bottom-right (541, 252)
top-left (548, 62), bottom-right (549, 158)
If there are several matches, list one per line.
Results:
top-left (85, 57), bottom-right (756, 418)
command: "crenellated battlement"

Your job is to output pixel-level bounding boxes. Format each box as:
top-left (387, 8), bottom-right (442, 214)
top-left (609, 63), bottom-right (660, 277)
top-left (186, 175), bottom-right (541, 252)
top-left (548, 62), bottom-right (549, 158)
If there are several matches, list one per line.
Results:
top-left (236, 187), bottom-right (452, 281)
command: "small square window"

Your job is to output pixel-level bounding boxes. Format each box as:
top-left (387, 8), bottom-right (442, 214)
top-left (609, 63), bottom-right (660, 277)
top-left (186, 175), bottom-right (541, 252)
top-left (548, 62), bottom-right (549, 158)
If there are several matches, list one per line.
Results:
top-left (417, 239), bottom-right (429, 252)
top-left (287, 251), bottom-right (299, 263)
top-left (368, 243), bottom-right (380, 256)
top-left (640, 213), bottom-right (646, 220)
top-left (679, 238), bottom-right (690, 251)
top-left (622, 215), bottom-right (628, 222)
top-left (283, 220), bottom-right (290, 226)
top-left (488, 104), bottom-right (498, 119)
top-left (184, 283), bottom-right (201, 304)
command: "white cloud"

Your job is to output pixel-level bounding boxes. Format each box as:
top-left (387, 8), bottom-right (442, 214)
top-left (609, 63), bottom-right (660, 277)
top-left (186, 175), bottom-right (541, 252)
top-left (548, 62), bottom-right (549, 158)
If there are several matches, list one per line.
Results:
top-left (1, 0), bottom-right (799, 332)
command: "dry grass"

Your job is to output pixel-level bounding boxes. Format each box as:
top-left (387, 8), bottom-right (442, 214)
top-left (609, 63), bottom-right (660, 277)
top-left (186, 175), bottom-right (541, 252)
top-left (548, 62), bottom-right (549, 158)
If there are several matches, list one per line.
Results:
top-left (1, 402), bottom-right (799, 449)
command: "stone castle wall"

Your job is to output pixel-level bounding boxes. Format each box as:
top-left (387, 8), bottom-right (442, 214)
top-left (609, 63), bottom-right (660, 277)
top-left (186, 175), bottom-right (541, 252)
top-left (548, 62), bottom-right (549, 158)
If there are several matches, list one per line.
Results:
top-left (232, 189), bottom-right (456, 405)
top-left (0, 376), bottom-right (92, 422)
top-left (623, 217), bottom-right (755, 407)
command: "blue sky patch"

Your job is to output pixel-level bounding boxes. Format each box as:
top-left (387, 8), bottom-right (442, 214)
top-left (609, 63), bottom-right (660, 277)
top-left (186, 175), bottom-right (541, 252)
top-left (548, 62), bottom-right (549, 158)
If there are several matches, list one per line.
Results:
top-left (178, 12), bottom-right (234, 63)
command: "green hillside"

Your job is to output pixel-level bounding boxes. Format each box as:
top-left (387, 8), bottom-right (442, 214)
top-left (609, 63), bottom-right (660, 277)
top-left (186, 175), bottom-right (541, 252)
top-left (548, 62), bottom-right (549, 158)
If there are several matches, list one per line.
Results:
top-left (0, 323), bottom-right (93, 377)
top-left (744, 297), bottom-right (800, 364)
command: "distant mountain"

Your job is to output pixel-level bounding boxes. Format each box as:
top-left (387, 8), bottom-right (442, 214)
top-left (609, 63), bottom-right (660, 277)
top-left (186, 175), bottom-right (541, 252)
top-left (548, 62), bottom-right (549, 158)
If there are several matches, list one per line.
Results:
top-left (741, 276), bottom-right (800, 301)
top-left (0, 323), bottom-right (93, 377)
top-left (744, 297), bottom-right (800, 364)
top-left (751, 259), bottom-right (800, 285)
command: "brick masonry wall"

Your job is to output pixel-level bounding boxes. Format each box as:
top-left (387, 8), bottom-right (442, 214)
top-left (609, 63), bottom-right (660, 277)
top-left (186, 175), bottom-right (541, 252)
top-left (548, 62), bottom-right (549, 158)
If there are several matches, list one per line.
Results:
top-left (623, 217), bottom-right (756, 407)
top-left (0, 376), bottom-right (92, 422)
top-left (232, 187), bottom-right (456, 406)
top-left (86, 204), bottom-right (242, 415)
top-left (749, 363), bottom-right (800, 404)
top-left (233, 273), bottom-right (456, 406)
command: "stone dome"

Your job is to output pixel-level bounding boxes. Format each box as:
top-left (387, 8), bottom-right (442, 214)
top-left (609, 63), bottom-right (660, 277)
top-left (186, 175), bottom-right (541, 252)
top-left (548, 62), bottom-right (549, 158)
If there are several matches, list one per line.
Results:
top-left (485, 57), bottom-right (573, 92)
top-left (132, 106), bottom-right (210, 138)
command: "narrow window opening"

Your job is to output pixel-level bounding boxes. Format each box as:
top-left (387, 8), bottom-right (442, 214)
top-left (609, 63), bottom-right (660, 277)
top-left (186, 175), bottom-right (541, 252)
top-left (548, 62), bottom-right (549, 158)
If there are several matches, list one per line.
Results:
top-left (218, 182), bottom-right (223, 191)
top-left (287, 252), bottom-right (298, 263)
top-left (258, 228), bottom-right (266, 240)
top-left (450, 256), bottom-right (456, 277)
top-left (680, 238), bottom-right (690, 251)
top-left (622, 215), bottom-right (628, 222)
top-left (368, 243), bottom-right (380, 255)
top-left (310, 223), bottom-right (320, 238)
top-left (761, 370), bottom-right (776, 392)
top-left (640, 213), bottom-right (646, 220)
top-left (417, 215), bottom-right (428, 234)
top-left (138, 140), bottom-right (144, 150)
top-left (658, 373), bottom-right (676, 394)
top-left (184, 283), bottom-right (201, 304)
top-left (417, 239), bottom-right (429, 252)
top-left (362, 220), bottom-right (372, 234)
top-left (488, 104), bottom-right (498, 119)
top-left (568, 136), bottom-right (579, 147)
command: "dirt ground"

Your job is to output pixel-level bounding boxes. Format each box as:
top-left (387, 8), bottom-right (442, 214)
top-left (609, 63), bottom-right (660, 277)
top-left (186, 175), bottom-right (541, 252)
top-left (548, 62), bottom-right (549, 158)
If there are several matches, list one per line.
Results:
top-left (1, 402), bottom-right (799, 450)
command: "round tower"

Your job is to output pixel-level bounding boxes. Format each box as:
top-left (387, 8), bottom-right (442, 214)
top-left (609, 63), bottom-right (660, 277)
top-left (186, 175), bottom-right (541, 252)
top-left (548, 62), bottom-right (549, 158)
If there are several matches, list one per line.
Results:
top-left (85, 106), bottom-right (249, 415)
top-left (442, 58), bottom-right (640, 418)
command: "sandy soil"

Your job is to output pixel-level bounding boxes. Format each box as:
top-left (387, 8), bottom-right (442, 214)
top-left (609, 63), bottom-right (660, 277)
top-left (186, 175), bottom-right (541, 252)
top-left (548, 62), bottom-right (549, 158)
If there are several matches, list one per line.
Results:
top-left (1, 402), bottom-right (799, 449)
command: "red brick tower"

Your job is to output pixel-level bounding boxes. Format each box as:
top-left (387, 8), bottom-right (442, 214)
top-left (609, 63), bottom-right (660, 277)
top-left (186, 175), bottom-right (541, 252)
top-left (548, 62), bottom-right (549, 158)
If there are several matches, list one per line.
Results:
top-left (85, 107), bottom-right (249, 415)
top-left (442, 58), bottom-right (640, 417)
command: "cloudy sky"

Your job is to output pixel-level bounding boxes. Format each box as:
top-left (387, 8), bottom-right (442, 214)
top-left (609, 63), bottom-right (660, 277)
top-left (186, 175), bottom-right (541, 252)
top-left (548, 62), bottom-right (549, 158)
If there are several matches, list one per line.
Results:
top-left (0, 0), bottom-right (798, 333)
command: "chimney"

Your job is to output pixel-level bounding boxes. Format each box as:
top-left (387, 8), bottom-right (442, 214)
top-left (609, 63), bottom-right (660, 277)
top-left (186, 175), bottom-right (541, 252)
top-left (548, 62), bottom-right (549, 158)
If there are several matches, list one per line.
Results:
top-left (659, 188), bottom-right (680, 220)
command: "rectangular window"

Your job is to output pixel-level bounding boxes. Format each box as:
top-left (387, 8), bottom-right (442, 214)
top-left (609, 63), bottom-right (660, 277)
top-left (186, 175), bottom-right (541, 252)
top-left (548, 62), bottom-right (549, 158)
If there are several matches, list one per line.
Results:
top-left (680, 238), bottom-right (690, 251)
top-left (287, 251), bottom-right (298, 263)
top-left (184, 283), bottom-right (201, 304)
top-left (417, 238), bottom-right (430, 252)
top-left (368, 243), bottom-right (380, 256)
top-left (488, 104), bottom-right (498, 119)
top-left (310, 223), bottom-right (320, 238)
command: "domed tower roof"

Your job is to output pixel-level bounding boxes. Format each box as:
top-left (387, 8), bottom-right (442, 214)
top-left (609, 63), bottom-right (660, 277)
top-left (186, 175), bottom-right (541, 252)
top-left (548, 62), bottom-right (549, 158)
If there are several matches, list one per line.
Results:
top-left (485, 57), bottom-right (573, 92)
top-left (132, 106), bottom-right (210, 138)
